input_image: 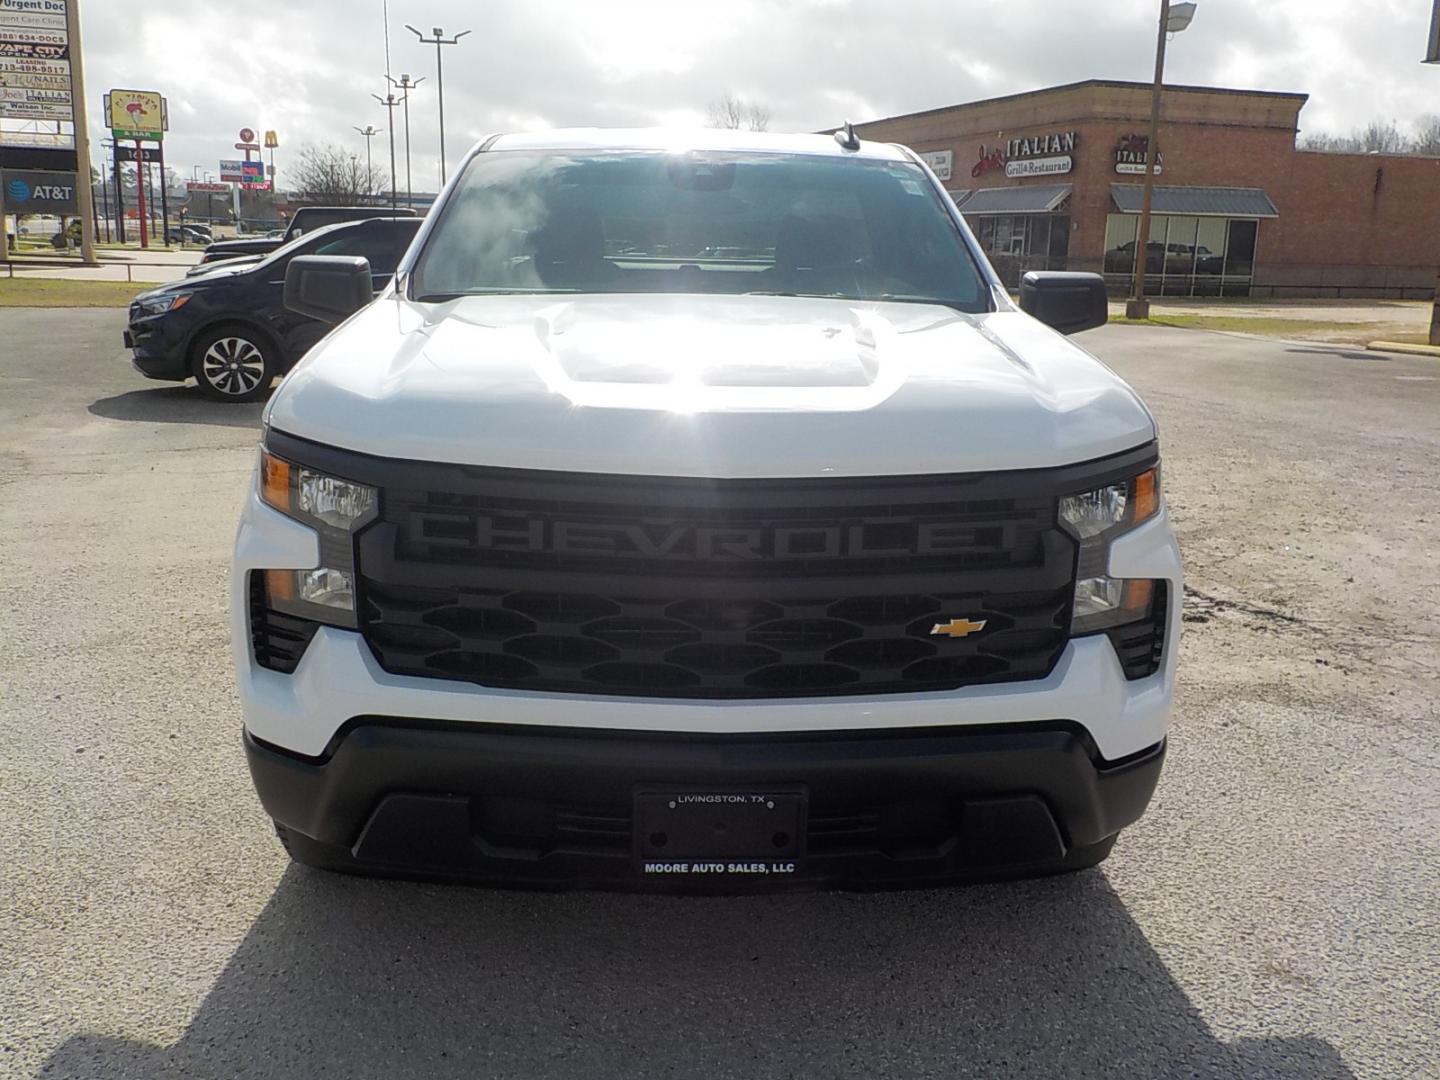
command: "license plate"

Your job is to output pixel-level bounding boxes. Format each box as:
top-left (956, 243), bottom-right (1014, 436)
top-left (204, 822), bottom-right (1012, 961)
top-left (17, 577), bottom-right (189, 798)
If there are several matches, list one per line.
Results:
top-left (635, 788), bottom-right (805, 878)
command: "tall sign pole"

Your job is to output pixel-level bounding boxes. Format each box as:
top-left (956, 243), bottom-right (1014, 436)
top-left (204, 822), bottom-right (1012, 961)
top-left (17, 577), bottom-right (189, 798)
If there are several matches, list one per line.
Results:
top-left (135, 140), bottom-right (147, 248)
top-left (64, 0), bottom-right (98, 262)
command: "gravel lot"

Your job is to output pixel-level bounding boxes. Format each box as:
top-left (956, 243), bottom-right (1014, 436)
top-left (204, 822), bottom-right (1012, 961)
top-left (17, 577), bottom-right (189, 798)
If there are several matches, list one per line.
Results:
top-left (1, 310), bottom-right (1436, 1079)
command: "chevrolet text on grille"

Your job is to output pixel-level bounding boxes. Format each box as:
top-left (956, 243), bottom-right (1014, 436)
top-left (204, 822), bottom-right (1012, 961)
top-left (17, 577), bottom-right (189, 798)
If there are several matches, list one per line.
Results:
top-left (410, 514), bottom-right (1012, 560)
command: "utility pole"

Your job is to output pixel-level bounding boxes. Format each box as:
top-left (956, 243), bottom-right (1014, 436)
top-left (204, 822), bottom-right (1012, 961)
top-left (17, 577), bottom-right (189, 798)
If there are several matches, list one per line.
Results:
top-left (389, 73), bottom-right (424, 206)
top-left (354, 125), bottom-right (381, 203)
top-left (372, 91), bottom-right (402, 211)
top-left (1125, 1), bottom-right (1197, 319)
top-left (406, 25), bottom-right (470, 185)
top-left (65, 0), bottom-right (98, 263)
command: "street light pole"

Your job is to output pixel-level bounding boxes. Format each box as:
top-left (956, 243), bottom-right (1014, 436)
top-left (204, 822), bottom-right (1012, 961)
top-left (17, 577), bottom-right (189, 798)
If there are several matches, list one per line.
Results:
top-left (1127, 1), bottom-right (1196, 320)
top-left (406, 25), bottom-right (471, 186)
top-left (353, 125), bottom-right (381, 202)
top-left (389, 73), bottom-right (424, 207)
top-left (372, 92), bottom-right (402, 211)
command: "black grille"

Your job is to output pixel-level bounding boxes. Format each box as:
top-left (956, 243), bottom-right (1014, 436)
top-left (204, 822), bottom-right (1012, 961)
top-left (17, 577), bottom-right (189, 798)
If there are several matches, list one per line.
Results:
top-left (249, 573), bottom-right (319, 674)
top-left (1106, 583), bottom-right (1168, 680)
top-left (353, 466), bottom-right (1081, 699)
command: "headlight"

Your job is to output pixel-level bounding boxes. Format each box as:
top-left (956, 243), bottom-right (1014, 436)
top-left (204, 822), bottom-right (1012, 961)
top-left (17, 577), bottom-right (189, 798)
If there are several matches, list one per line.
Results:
top-left (256, 448), bottom-right (376, 629)
top-left (135, 292), bottom-right (192, 317)
top-left (260, 450), bottom-right (376, 532)
top-left (1059, 468), bottom-right (1159, 540)
top-left (1061, 466), bottom-right (1162, 635)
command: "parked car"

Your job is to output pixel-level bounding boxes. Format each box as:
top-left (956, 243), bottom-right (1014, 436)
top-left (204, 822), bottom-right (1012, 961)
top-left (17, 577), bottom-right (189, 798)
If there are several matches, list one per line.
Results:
top-left (124, 216), bottom-right (421, 401)
top-left (167, 223), bottom-right (213, 246)
top-left (199, 205), bottom-right (417, 266)
top-left (233, 129), bottom-right (1183, 890)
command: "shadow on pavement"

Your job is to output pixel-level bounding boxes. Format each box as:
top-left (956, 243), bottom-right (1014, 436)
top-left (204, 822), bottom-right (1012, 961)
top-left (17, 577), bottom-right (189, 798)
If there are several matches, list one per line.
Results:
top-left (41, 866), bottom-right (1356, 1079)
top-left (88, 386), bottom-right (267, 428)
top-left (1284, 345), bottom-right (1390, 363)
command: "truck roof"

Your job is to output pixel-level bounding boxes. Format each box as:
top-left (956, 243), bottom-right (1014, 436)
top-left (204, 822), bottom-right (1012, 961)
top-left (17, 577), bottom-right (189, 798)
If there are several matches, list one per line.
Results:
top-left (483, 128), bottom-right (911, 162)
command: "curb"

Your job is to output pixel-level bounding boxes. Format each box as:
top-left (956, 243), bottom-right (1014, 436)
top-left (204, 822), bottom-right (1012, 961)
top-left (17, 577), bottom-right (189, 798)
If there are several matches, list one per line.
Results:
top-left (1367, 340), bottom-right (1440, 358)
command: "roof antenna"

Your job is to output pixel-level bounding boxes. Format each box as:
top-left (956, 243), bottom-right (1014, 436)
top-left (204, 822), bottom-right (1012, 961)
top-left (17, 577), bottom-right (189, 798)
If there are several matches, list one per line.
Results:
top-left (834, 120), bottom-right (860, 151)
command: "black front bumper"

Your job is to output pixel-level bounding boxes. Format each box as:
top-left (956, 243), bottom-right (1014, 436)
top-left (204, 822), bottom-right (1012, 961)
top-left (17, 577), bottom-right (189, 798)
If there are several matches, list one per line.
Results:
top-left (124, 320), bottom-right (189, 380)
top-left (247, 720), bottom-right (1165, 890)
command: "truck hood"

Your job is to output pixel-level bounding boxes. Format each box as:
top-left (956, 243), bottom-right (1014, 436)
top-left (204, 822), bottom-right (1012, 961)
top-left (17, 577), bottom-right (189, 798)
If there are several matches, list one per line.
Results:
top-left (266, 293), bottom-right (1154, 477)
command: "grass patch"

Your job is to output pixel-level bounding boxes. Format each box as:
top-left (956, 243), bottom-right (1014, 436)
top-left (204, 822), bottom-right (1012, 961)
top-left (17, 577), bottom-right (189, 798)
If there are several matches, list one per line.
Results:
top-left (0, 277), bottom-right (147, 307)
top-left (1109, 313), bottom-right (1375, 339)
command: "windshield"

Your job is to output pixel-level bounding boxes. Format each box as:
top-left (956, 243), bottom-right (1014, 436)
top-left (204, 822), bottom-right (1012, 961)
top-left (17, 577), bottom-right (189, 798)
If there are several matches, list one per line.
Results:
top-left (411, 150), bottom-right (989, 311)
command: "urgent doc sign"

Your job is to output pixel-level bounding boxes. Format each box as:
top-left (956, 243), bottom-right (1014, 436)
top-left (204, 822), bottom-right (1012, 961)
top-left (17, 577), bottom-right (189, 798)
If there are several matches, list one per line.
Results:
top-left (0, 0), bottom-right (69, 124)
top-left (1, 167), bottom-right (77, 213)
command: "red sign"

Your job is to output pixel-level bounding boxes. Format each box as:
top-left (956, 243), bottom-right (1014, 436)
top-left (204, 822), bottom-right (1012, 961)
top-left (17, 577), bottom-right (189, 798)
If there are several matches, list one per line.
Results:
top-left (239, 127), bottom-right (255, 143)
top-left (187, 181), bottom-right (229, 193)
top-left (971, 144), bottom-right (1006, 178)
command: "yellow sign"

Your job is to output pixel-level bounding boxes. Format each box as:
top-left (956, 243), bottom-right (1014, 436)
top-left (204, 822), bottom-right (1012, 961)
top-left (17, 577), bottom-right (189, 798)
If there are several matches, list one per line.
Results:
top-left (263, 129), bottom-right (279, 149)
top-left (107, 88), bottom-right (164, 137)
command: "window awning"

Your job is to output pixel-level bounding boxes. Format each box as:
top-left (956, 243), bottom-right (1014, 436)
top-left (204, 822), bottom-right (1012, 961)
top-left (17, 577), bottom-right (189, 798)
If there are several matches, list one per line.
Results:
top-left (1110, 184), bottom-right (1279, 218)
top-left (947, 189), bottom-right (971, 206)
top-left (958, 184), bottom-right (1072, 215)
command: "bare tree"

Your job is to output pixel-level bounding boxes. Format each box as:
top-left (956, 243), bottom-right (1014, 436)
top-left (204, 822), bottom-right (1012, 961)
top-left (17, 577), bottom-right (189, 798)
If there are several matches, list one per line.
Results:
top-left (1299, 119), bottom-right (1417, 155)
top-left (706, 94), bottom-right (771, 132)
top-left (1413, 115), bottom-right (1440, 156)
top-left (289, 143), bottom-right (385, 205)
top-left (1355, 120), bottom-right (1410, 154)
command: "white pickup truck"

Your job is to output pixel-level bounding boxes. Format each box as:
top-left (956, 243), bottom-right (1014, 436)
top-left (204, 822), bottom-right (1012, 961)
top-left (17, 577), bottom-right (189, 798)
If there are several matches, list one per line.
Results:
top-left (233, 128), bottom-right (1182, 889)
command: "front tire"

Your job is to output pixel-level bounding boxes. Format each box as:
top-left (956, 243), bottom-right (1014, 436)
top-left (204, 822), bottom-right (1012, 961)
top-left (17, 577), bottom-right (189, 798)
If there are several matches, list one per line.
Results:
top-left (191, 325), bottom-right (277, 402)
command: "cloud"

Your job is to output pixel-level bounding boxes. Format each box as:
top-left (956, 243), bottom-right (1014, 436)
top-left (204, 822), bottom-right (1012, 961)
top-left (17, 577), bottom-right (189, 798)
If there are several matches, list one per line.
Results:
top-left (66, 0), bottom-right (1440, 192)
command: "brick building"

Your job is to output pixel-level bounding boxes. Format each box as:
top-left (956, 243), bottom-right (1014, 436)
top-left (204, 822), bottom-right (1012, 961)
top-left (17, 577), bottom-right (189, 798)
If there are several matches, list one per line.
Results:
top-left (853, 80), bottom-right (1440, 298)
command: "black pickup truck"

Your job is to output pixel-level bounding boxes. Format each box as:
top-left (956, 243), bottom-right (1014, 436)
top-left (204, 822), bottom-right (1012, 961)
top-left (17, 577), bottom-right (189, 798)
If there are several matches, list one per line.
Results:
top-left (199, 205), bottom-right (416, 266)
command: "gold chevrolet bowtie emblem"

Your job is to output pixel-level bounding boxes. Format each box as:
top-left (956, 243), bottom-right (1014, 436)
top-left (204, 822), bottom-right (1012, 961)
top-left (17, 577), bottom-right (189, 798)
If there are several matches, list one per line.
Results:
top-left (930, 617), bottom-right (987, 638)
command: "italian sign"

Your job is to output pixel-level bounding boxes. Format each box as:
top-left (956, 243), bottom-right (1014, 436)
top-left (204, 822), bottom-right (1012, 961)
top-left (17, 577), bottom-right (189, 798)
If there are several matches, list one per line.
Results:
top-left (2, 166), bottom-right (78, 213)
top-left (0, 84), bottom-right (67, 119)
top-left (106, 88), bottom-right (165, 141)
top-left (1114, 133), bottom-right (1163, 175)
top-left (919, 149), bottom-right (953, 182)
top-left (971, 130), bottom-right (1077, 180)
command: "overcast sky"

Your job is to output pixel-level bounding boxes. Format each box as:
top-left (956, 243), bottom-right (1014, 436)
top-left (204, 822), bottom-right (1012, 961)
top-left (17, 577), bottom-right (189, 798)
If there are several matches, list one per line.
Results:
top-left (64, 0), bottom-right (1440, 190)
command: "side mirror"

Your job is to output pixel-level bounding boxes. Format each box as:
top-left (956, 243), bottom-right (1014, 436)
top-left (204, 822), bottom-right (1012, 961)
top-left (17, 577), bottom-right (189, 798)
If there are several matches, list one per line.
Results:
top-left (1018, 271), bottom-right (1109, 335)
top-left (283, 255), bottom-right (375, 324)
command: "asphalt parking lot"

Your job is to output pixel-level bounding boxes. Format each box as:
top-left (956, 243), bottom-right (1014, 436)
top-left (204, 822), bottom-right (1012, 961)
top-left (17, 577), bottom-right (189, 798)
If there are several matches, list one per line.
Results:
top-left (2, 309), bottom-right (1437, 1079)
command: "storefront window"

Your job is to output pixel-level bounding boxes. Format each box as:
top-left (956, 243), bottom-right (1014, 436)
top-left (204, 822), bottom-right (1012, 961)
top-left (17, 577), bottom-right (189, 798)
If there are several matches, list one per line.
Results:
top-left (1225, 219), bottom-right (1257, 277)
top-left (1193, 218), bottom-right (1228, 295)
top-left (1104, 214), bottom-right (1138, 275)
top-left (968, 214), bottom-right (1070, 282)
top-left (1104, 213), bottom-right (1260, 296)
